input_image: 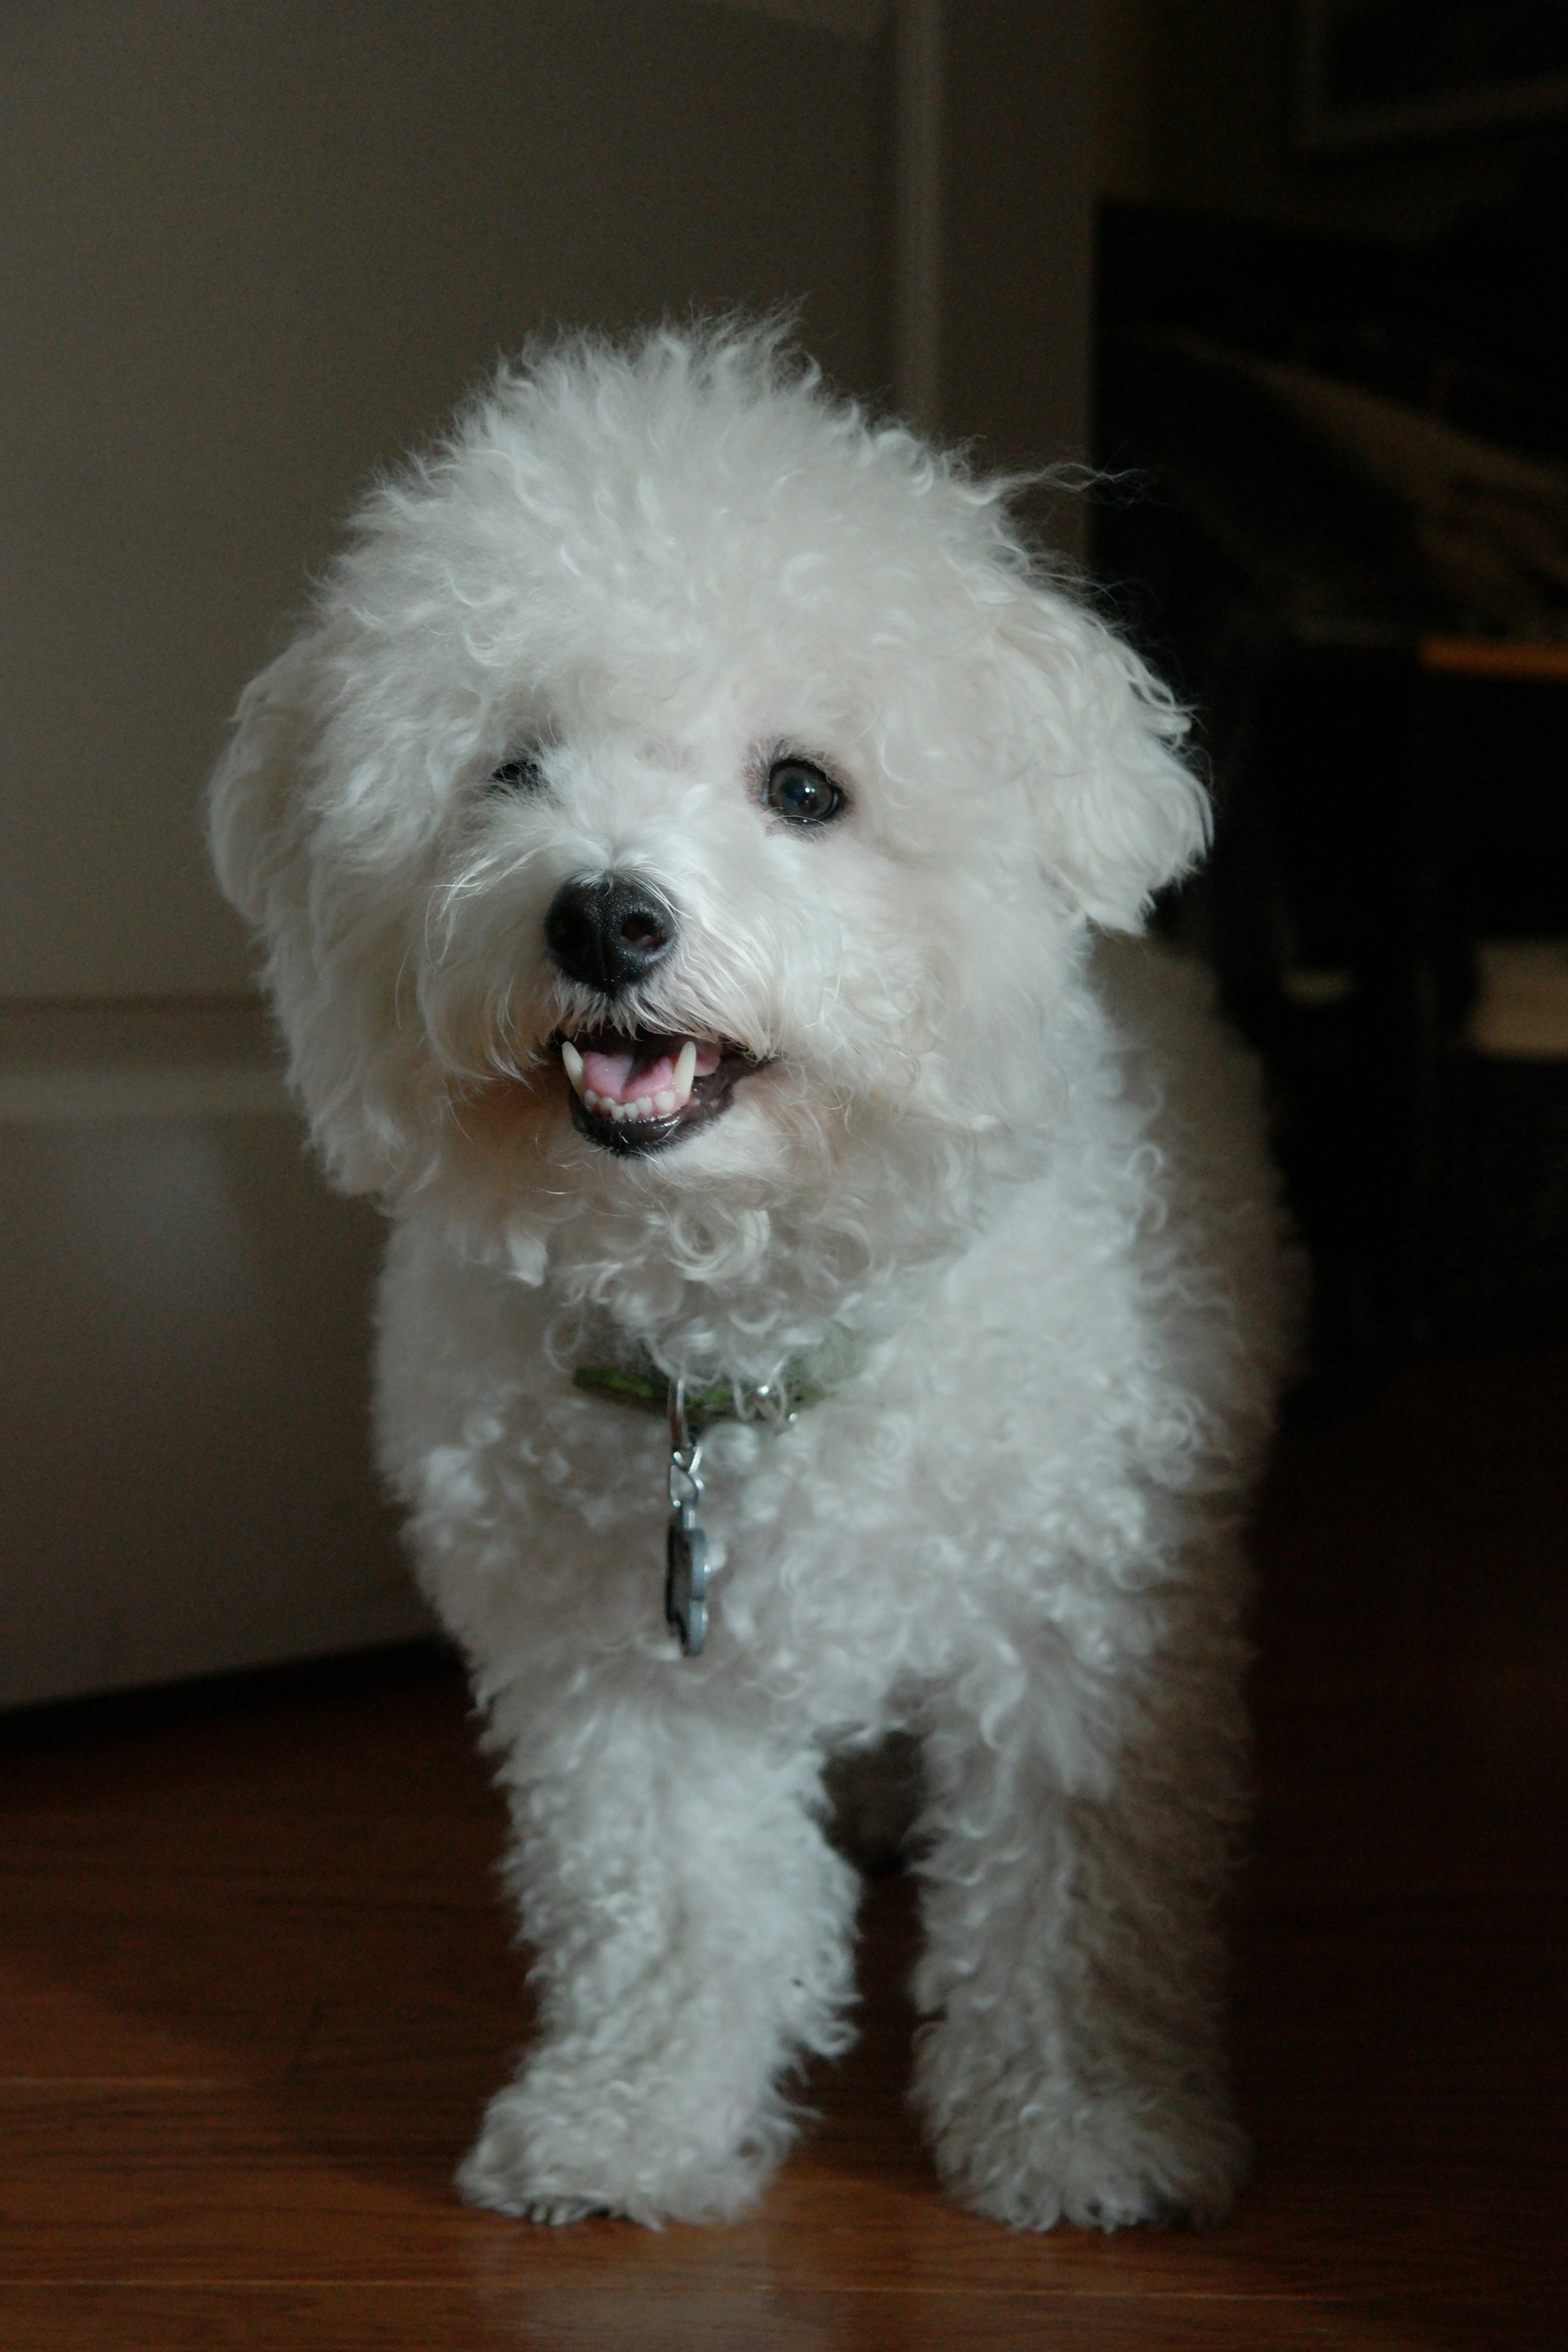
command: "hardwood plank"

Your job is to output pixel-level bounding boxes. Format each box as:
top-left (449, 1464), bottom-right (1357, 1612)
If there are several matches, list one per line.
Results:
top-left (0, 2284), bottom-right (1559, 2352)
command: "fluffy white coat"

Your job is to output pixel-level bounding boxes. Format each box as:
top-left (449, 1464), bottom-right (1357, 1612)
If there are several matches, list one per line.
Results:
top-left (209, 325), bottom-right (1290, 2232)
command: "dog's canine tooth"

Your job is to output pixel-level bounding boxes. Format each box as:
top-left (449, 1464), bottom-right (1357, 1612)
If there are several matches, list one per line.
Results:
top-left (673, 1040), bottom-right (697, 1102)
top-left (561, 1038), bottom-right (586, 1093)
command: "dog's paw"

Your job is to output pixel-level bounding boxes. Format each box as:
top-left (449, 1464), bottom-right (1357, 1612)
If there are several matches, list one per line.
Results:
top-left (479, 2187), bottom-right (609, 2228)
top-left (925, 2081), bottom-right (1249, 2234)
top-left (454, 2063), bottom-right (789, 2228)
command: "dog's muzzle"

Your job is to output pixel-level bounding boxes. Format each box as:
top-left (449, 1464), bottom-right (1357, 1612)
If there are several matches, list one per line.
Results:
top-left (544, 872), bottom-right (765, 1156)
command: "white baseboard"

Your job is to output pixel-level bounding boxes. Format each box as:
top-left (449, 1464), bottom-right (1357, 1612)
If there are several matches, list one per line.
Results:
top-left (0, 1000), bottom-right (430, 1709)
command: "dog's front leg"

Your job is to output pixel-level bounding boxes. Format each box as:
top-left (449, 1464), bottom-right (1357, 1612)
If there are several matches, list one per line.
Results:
top-left (456, 1693), bottom-right (859, 2227)
top-left (909, 1635), bottom-right (1250, 2231)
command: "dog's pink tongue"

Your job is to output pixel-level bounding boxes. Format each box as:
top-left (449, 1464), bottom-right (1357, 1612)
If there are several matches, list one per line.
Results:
top-left (583, 1044), bottom-right (667, 1105)
top-left (579, 1044), bottom-right (644, 1103)
top-left (576, 1037), bottom-right (720, 1105)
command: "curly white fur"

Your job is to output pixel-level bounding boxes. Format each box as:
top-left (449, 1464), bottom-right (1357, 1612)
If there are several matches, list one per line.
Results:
top-left (210, 322), bottom-right (1290, 2231)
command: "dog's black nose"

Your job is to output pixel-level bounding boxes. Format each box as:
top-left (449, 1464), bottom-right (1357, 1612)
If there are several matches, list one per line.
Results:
top-left (544, 872), bottom-right (677, 995)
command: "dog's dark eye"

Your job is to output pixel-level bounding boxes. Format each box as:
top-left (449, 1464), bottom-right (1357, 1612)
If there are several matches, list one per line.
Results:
top-left (489, 750), bottom-right (547, 793)
top-left (763, 757), bottom-right (844, 827)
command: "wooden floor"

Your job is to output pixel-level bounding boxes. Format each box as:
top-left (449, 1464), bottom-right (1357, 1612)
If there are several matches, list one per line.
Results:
top-left (2, 1353), bottom-right (1565, 2350)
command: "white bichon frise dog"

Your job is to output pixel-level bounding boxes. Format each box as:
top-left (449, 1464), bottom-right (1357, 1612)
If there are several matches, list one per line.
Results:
top-left (210, 324), bottom-right (1288, 2233)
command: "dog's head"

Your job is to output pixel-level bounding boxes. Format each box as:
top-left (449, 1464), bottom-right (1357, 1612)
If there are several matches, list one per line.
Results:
top-left (211, 326), bottom-right (1205, 1295)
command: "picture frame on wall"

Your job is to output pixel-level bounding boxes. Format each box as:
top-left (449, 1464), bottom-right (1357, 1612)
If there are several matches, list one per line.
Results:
top-left (1296, 2), bottom-right (1568, 151)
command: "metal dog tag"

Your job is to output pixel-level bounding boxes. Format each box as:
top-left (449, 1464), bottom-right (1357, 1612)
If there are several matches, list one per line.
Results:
top-left (665, 1377), bottom-right (710, 1657)
top-left (665, 1501), bottom-right (710, 1657)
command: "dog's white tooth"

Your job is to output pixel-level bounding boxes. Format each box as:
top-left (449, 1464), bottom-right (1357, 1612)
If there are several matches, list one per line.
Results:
top-left (561, 1039), bottom-right (585, 1092)
top-left (673, 1040), bottom-right (697, 1102)
top-left (654, 1089), bottom-right (676, 1116)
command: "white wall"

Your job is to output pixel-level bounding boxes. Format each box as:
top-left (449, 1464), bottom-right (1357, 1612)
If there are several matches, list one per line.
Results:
top-left (0, 0), bottom-right (887, 998)
top-left (939, 4), bottom-right (1098, 514)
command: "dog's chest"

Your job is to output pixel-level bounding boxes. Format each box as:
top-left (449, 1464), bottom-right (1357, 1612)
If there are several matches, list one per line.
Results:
top-left (377, 1189), bottom-right (1185, 1708)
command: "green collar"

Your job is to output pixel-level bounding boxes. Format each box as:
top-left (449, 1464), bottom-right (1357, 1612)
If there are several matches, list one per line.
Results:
top-left (572, 1337), bottom-right (854, 1432)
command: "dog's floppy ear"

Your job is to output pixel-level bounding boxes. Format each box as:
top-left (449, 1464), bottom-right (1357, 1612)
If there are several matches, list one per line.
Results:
top-left (993, 586), bottom-right (1210, 932)
top-left (209, 633), bottom-right (416, 1195)
top-left (209, 635), bottom-right (319, 935)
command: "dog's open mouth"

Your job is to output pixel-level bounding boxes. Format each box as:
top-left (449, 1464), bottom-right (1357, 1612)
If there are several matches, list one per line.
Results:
top-left (554, 1026), bottom-right (761, 1156)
